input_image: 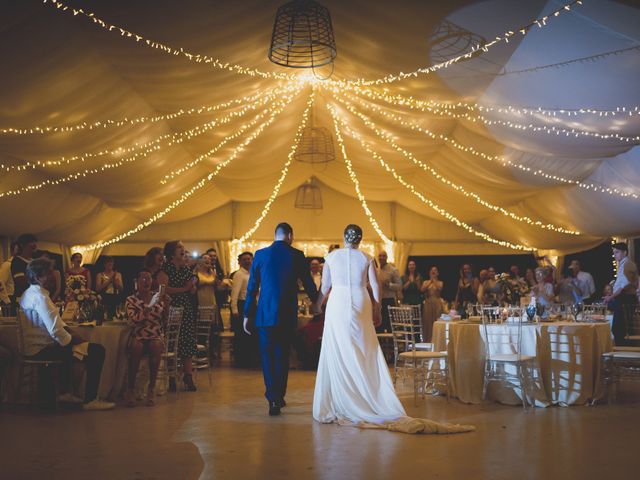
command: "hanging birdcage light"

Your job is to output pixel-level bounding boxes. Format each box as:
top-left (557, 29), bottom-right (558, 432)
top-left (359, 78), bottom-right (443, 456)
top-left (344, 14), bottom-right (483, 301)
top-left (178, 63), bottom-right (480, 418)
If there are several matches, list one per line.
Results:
top-left (268, 0), bottom-right (337, 72)
top-left (294, 125), bottom-right (335, 166)
top-left (427, 19), bottom-right (486, 64)
top-left (295, 177), bottom-right (323, 210)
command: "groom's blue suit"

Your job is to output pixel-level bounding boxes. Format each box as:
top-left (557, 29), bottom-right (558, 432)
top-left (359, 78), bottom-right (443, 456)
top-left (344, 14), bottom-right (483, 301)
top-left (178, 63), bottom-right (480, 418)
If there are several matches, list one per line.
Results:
top-left (244, 241), bottom-right (318, 403)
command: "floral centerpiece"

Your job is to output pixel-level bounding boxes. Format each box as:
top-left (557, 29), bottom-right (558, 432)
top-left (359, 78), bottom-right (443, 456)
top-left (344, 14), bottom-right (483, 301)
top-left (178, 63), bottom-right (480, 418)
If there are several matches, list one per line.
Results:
top-left (65, 275), bottom-right (102, 321)
top-left (495, 273), bottom-right (529, 306)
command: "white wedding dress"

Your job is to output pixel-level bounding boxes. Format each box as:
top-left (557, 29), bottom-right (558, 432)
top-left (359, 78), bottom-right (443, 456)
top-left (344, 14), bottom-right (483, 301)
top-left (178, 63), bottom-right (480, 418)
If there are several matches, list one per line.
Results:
top-left (312, 248), bottom-right (474, 434)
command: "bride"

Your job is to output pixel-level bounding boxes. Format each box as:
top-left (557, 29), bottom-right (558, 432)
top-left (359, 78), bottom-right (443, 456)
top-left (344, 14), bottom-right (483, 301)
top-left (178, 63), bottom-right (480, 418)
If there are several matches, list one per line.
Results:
top-left (312, 224), bottom-right (474, 434)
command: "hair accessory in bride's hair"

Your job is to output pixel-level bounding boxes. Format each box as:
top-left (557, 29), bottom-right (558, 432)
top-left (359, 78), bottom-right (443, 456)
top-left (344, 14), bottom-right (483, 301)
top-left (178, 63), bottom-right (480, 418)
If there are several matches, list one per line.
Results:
top-left (344, 224), bottom-right (363, 245)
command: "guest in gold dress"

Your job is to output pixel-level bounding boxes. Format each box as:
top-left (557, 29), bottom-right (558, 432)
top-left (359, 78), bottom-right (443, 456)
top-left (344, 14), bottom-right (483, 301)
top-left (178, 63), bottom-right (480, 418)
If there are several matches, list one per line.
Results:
top-left (420, 266), bottom-right (444, 342)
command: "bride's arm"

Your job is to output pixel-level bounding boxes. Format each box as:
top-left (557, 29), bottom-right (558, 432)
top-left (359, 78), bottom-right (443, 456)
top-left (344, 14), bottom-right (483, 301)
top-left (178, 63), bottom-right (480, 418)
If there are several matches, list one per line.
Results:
top-left (315, 261), bottom-right (332, 309)
top-left (368, 259), bottom-right (381, 304)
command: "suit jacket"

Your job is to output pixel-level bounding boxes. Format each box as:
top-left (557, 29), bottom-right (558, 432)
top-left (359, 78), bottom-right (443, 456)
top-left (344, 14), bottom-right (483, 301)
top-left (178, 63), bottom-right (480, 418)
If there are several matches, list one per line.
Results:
top-left (244, 241), bottom-right (318, 328)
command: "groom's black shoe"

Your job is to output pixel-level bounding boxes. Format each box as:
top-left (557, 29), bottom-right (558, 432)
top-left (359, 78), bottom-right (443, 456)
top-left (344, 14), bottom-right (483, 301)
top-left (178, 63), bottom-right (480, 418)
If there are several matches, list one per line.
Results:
top-left (275, 398), bottom-right (286, 408)
top-left (268, 401), bottom-right (281, 416)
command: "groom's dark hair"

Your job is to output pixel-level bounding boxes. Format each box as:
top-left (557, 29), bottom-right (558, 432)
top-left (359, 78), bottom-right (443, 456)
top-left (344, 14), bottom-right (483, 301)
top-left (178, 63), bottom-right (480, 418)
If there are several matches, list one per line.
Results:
top-left (275, 222), bottom-right (293, 236)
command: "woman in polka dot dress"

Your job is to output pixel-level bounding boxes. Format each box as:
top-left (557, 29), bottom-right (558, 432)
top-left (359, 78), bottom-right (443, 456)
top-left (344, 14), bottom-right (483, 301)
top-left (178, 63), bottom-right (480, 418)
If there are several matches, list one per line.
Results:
top-left (157, 241), bottom-right (198, 392)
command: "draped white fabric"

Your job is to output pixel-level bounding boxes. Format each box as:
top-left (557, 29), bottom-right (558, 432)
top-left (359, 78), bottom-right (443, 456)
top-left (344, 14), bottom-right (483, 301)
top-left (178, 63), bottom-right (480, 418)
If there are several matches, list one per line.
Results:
top-left (0, 0), bottom-right (638, 256)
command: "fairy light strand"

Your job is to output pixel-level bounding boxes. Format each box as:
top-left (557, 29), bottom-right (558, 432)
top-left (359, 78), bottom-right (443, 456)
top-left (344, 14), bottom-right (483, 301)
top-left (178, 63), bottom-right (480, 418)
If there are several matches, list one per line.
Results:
top-left (333, 93), bottom-right (581, 235)
top-left (329, 104), bottom-right (396, 259)
top-left (0, 86), bottom-right (292, 173)
top-left (71, 89), bottom-right (306, 253)
top-left (43, 0), bottom-right (293, 80)
top-left (337, 88), bottom-right (640, 200)
top-left (0, 90), bottom-right (300, 198)
top-left (343, 0), bottom-right (583, 85)
top-left (0, 85), bottom-right (286, 136)
top-left (229, 90), bottom-right (317, 269)
top-left (329, 104), bottom-right (533, 251)
top-left (344, 84), bottom-right (640, 143)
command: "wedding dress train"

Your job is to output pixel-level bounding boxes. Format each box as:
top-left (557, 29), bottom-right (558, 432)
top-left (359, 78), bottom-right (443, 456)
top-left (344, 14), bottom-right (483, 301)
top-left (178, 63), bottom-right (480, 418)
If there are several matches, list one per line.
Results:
top-left (312, 248), bottom-right (474, 435)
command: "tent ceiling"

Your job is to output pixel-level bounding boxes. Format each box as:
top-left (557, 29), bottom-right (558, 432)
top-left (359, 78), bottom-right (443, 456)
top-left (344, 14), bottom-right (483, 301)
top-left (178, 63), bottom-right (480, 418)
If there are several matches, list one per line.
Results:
top-left (0, 0), bottom-right (639, 255)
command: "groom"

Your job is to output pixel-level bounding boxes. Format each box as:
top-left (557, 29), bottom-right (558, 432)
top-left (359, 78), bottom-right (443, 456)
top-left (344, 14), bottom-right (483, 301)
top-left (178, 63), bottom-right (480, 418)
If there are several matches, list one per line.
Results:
top-left (243, 223), bottom-right (318, 416)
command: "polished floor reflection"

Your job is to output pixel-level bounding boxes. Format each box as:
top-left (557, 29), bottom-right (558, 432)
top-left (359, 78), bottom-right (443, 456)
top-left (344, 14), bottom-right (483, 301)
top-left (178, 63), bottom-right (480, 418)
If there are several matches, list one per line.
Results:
top-left (1, 367), bottom-right (638, 480)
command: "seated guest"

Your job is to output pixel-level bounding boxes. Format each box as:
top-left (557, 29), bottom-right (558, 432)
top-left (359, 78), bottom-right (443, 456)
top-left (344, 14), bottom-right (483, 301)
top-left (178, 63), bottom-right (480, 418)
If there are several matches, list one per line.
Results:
top-left (0, 241), bottom-right (18, 310)
top-left (604, 242), bottom-right (638, 346)
top-left (65, 252), bottom-right (92, 292)
top-left (20, 258), bottom-right (115, 410)
top-left (125, 269), bottom-right (167, 407)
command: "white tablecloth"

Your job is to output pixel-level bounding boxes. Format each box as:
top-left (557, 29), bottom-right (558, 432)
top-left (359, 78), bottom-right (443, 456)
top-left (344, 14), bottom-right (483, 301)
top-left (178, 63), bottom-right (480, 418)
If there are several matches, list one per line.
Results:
top-left (0, 322), bottom-right (131, 402)
top-left (432, 319), bottom-right (613, 406)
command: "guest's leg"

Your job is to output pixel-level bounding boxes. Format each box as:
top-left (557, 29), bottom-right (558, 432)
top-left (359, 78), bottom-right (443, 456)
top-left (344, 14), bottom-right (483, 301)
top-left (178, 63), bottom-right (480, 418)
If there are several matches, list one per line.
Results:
top-left (83, 343), bottom-right (105, 403)
top-left (378, 298), bottom-right (394, 333)
top-left (127, 339), bottom-right (144, 393)
top-left (258, 327), bottom-right (276, 402)
top-left (32, 344), bottom-right (73, 404)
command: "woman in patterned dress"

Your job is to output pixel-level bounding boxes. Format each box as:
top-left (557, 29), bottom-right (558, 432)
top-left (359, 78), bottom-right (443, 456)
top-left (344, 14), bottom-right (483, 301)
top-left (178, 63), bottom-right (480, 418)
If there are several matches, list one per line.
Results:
top-left (125, 269), bottom-right (168, 406)
top-left (156, 241), bottom-right (198, 392)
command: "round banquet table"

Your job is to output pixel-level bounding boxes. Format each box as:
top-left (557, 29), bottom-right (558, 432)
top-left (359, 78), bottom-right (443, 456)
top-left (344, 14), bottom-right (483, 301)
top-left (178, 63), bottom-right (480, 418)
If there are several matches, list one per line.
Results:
top-left (432, 319), bottom-right (613, 407)
top-left (0, 320), bottom-right (131, 402)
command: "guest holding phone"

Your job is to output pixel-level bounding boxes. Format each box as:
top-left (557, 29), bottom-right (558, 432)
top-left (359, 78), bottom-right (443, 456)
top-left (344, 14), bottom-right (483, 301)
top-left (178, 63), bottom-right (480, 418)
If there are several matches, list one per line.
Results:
top-left (156, 241), bottom-right (198, 392)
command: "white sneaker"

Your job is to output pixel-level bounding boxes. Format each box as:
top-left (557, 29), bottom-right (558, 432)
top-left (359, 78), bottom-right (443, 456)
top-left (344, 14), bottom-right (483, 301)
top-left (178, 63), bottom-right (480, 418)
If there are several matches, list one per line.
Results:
top-left (58, 393), bottom-right (83, 404)
top-left (82, 399), bottom-right (116, 411)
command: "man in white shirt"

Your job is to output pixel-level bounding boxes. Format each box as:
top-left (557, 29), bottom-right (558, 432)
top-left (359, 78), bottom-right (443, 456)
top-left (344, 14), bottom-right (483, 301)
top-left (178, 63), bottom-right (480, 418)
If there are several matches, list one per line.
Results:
top-left (377, 251), bottom-right (402, 333)
top-left (603, 243), bottom-right (639, 346)
top-left (568, 260), bottom-right (596, 302)
top-left (20, 258), bottom-right (115, 410)
top-left (230, 251), bottom-right (256, 366)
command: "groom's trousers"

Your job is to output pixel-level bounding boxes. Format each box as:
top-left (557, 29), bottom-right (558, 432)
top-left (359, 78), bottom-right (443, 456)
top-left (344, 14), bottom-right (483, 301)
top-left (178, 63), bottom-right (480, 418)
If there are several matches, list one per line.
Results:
top-left (257, 326), bottom-right (293, 403)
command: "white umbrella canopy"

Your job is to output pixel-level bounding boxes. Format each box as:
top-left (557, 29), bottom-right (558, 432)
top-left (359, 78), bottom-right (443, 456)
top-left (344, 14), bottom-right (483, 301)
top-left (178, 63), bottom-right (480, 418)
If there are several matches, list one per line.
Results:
top-left (0, 0), bottom-right (638, 257)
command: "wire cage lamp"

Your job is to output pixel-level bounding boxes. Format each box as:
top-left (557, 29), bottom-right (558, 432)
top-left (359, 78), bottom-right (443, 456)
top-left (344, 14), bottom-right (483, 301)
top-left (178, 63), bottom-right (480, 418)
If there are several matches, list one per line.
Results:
top-left (427, 19), bottom-right (486, 64)
top-left (268, 0), bottom-right (337, 77)
top-left (295, 177), bottom-right (323, 210)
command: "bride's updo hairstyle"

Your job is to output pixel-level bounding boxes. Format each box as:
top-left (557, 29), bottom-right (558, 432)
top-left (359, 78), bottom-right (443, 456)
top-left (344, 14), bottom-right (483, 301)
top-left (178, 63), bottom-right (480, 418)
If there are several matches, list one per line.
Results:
top-left (344, 224), bottom-right (363, 246)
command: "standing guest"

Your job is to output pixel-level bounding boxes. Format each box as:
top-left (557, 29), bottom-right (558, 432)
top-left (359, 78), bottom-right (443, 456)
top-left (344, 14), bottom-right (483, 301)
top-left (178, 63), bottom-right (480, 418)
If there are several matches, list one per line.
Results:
top-left (532, 267), bottom-right (555, 308)
top-left (310, 259), bottom-right (323, 291)
top-left (421, 266), bottom-right (444, 342)
top-left (0, 241), bottom-right (18, 309)
top-left (65, 252), bottom-right (92, 291)
top-left (328, 244), bottom-right (340, 254)
top-left (143, 247), bottom-right (164, 290)
top-left (478, 266), bottom-right (499, 304)
top-left (36, 251), bottom-right (62, 302)
top-left (568, 260), bottom-right (596, 303)
top-left (604, 242), bottom-right (639, 346)
top-left (230, 252), bottom-right (256, 366)
top-left (455, 263), bottom-right (479, 311)
top-left (524, 268), bottom-right (537, 289)
top-left (96, 256), bottom-right (123, 320)
top-left (125, 269), bottom-right (168, 407)
top-left (377, 251), bottom-right (402, 333)
top-left (205, 248), bottom-right (228, 308)
top-left (20, 258), bottom-right (115, 410)
top-left (156, 241), bottom-right (198, 392)
top-left (195, 255), bottom-right (217, 309)
top-left (557, 269), bottom-right (581, 305)
top-left (401, 260), bottom-right (423, 306)
top-left (11, 233), bottom-right (39, 306)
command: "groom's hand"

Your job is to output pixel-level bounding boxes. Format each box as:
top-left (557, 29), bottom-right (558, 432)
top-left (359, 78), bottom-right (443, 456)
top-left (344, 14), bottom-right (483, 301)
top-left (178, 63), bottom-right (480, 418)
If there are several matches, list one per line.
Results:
top-left (243, 317), bottom-right (251, 335)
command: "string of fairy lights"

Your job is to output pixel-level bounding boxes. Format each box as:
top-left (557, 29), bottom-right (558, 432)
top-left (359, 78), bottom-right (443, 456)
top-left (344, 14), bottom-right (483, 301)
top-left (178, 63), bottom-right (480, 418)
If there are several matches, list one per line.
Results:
top-left (331, 93), bottom-right (582, 235)
top-left (328, 104), bottom-right (396, 258)
top-left (0, 89), bottom-right (301, 198)
top-left (2, 0), bottom-right (636, 255)
top-left (329, 104), bottom-right (534, 252)
top-left (229, 90), bottom-right (317, 269)
top-left (337, 89), bottom-right (640, 200)
top-left (70, 89), bottom-right (307, 253)
top-left (342, 84), bottom-right (640, 143)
